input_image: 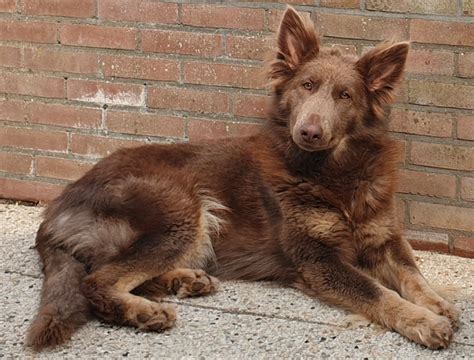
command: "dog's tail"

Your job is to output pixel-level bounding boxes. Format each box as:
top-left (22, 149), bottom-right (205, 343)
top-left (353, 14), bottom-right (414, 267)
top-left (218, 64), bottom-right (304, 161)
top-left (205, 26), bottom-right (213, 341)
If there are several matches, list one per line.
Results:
top-left (27, 231), bottom-right (90, 351)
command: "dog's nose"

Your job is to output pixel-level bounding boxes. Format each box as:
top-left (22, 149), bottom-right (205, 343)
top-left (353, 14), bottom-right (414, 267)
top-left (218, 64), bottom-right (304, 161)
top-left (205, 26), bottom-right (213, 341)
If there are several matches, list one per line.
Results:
top-left (300, 124), bottom-right (322, 142)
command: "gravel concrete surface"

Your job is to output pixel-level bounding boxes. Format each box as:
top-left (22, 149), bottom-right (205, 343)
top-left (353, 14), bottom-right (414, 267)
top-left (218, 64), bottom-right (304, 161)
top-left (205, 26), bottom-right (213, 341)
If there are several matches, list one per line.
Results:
top-left (1, 203), bottom-right (473, 359)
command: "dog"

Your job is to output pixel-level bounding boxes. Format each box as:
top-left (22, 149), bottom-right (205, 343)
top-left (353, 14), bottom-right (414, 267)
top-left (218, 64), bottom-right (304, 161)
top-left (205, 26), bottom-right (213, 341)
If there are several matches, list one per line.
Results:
top-left (27, 7), bottom-right (460, 351)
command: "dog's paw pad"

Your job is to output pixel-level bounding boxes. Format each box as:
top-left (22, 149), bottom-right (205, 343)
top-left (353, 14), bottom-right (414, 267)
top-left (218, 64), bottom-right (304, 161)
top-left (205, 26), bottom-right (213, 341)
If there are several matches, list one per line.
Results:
top-left (135, 304), bottom-right (176, 332)
top-left (173, 270), bottom-right (219, 298)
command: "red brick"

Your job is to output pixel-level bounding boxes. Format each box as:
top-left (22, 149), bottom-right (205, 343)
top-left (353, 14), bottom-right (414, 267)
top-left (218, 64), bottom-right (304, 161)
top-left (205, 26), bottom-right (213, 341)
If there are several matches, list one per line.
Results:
top-left (0, 152), bottom-right (33, 175)
top-left (321, 0), bottom-right (360, 8)
top-left (461, 177), bottom-right (474, 202)
top-left (406, 50), bottom-right (454, 76)
top-left (389, 109), bottom-right (453, 138)
top-left (188, 119), bottom-right (228, 142)
top-left (458, 52), bottom-right (474, 78)
top-left (24, 48), bottom-right (100, 75)
top-left (182, 5), bottom-right (265, 31)
top-left (0, 0), bottom-right (16, 13)
top-left (101, 55), bottom-right (179, 81)
top-left (21, 0), bottom-right (95, 18)
top-left (410, 20), bottom-right (474, 46)
top-left (67, 80), bottom-right (145, 106)
top-left (452, 236), bottom-right (474, 258)
top-left (0, 46), bottom-right (21, 68)
top-left (184, 62), bottom-right (264, 90)
top-left (408, 80), bottom-right (474, 110)
top-left (60, 24), bottom-right (137, 50)
top-left (410, 202), bottom-right (474, 232)
top-left (106, 111), bottom-right (185, 138)
top-left (142, 30), bottom-right (223, 57)
top-left (394, 80), bottom-right (408, 104)
top-left (0, 72), bottom-right (64, 98)
top-left (148, 87), bottom-right (229, 114)
top-left (98, 0), bottom-right (177, 24)
top-left (188, 119), bottom-right (261, 141)
top-left (0, 20), bottom-right (57, 43)
top-left (315, 13), bottom-right (408, 41)
top-left (393, 139), bottom-right (408, 164)
top-left (457, 115), bottom-right (474, 141)
top-left (394, 196), bottom-right (406, 225)
top-left (0, 178), bottom-right (63, 203)
top-left (70, 134), bottom-right (143, 157)
top-left (226, 35), bottom-right (272, 61)
top-left (141, 30), bottom-right (223, 57)
top-left (0, 127), bottom-right (67, 152)
top-left (366, 0), bottom-right (456, 15)
top-left (267, 9), bottom-right (311, 32)
top-left (405, 229), bottom-right (449, 254)
top-left (36, 157), bottom-right (94, 181)
top-left (233, 93), bottom-right (268, 119)
top-left (398, 169), bottom-right (456, 198)
top-left (226, 122), bottom-right (262, 137)
top-left (323, 42), bottom-right (358, 55)
top-left (410, 142), bottom-right (474, 171)
top-left (282, 0), bottom-right (314, 4)
top-left (0, 99), bottom-right (101, 129)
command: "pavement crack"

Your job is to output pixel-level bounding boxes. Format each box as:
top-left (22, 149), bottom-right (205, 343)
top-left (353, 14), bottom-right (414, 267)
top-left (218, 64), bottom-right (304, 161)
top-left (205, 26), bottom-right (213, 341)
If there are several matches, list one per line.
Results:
top-left (3, 269), bottom-right (42, 279)
top-left (453, 341), bottom-right (474, 347)
top-left (162, 299), bottom-right (343, 328)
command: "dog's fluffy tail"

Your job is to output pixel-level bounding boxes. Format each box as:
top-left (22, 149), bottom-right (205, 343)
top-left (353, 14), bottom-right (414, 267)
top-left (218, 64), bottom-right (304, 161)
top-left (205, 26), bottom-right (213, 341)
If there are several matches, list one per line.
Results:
top-left (27, 239), bottom-right (90, 351)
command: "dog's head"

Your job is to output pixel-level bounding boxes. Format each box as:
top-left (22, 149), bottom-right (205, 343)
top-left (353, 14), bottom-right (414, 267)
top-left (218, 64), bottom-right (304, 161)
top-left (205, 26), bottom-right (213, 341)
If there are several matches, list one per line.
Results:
top-left (269, 7), bottom-right (409, 152)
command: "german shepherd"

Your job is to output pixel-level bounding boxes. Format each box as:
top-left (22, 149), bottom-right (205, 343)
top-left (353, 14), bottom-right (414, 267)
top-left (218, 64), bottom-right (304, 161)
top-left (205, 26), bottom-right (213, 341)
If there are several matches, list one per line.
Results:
top-left (27, 7), bottom-right (460, 351)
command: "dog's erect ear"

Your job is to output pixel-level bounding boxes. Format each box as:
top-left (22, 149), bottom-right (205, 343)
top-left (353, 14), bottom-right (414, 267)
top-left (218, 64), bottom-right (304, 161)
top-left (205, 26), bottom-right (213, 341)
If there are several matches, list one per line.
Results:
top-left (356, 41), bottom-right (409, 114)
top-left (277, 7), bottom-right (319, 69)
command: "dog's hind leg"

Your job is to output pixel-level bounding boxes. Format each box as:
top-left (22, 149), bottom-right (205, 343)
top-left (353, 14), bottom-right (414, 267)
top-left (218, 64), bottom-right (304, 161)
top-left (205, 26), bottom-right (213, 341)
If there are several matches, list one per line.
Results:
top-left (81, 194), bottom-right (223, 331)
top-left (81, 233), bottom-right (183, 332)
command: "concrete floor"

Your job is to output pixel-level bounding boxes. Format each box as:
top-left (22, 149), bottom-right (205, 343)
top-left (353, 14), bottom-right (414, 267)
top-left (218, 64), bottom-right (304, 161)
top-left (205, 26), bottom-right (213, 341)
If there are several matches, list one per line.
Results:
top-left (1, 203), bottom-right (473, 359)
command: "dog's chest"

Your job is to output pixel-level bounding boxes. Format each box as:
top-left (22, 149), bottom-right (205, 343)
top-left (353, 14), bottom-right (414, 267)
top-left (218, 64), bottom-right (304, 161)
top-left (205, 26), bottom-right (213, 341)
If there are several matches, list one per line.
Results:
top-left (280, 179), bottom-right (395, 248)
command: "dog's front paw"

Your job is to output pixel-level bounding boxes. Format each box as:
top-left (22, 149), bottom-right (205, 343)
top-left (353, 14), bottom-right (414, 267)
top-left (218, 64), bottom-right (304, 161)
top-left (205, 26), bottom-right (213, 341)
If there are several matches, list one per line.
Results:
top-left (430, 300), bottom-right (461, 330)
top-left (403, 311), bottom-right (454, 349)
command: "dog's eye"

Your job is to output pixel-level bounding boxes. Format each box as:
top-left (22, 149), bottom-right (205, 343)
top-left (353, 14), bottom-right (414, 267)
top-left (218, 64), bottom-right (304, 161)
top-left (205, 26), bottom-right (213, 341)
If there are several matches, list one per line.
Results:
top-left (340, 90), bottom-right (351, 99)
top-left (303, 82), bottom-right (313, 91)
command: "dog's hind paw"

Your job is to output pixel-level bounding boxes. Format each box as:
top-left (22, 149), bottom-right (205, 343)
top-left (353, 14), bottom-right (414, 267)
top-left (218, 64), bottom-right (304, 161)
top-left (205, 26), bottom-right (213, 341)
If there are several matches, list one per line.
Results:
top-left (174, 269), bottom-right (220, 298)
top-left (134, 303), bottom-right (176, 332)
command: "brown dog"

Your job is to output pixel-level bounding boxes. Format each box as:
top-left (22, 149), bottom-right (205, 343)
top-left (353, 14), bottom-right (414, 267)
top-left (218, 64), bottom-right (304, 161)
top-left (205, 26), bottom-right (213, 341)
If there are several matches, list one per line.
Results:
top-left (27, 7), bottom-right (460, 351)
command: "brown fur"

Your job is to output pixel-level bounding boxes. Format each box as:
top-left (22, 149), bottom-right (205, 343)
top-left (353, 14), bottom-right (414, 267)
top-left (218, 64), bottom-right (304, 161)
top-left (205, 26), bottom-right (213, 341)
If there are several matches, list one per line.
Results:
top-left (27, 7), bottom-right (460, 351)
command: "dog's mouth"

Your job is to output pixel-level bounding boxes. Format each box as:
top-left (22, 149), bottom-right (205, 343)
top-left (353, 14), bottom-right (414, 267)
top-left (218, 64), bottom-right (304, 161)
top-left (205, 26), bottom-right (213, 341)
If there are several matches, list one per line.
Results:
top-left (293, 136), bottom-right (335, 152)
top-left (294, 142), bottom-right (329, 152)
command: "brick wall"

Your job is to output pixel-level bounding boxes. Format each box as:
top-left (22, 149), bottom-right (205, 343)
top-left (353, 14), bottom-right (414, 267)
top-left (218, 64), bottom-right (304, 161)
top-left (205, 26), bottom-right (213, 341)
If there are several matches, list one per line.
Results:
top-left (0, 1), bottom-right (472, 257)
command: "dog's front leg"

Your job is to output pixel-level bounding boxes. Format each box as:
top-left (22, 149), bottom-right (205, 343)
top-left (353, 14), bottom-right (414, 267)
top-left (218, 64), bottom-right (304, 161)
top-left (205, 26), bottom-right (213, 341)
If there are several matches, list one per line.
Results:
top-left (293, 256), bottom-right (454, 349)
top-left (383, 235), bottom-right (461, 328)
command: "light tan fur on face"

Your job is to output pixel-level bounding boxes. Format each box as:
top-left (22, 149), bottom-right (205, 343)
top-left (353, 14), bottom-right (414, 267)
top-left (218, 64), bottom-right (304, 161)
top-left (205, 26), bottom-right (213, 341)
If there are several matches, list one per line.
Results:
top-left (293, 83), bottom-right (336, 147)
